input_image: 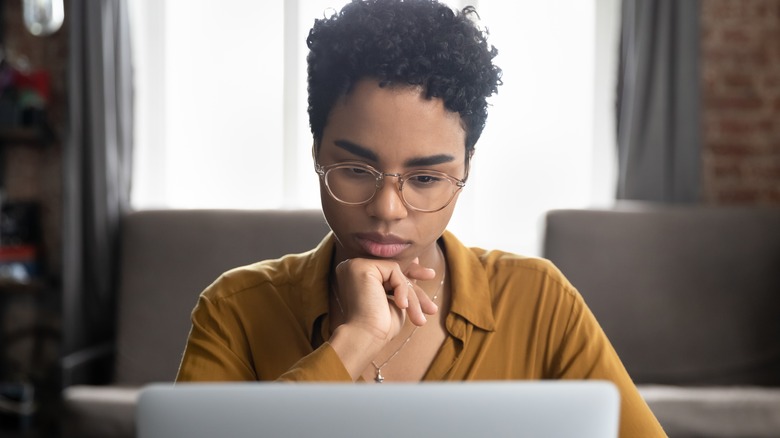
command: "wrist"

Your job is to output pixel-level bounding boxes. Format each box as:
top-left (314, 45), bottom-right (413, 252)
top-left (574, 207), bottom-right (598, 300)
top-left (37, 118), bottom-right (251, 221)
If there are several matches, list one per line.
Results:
top-left (329, 323), bottom-right (387, 381)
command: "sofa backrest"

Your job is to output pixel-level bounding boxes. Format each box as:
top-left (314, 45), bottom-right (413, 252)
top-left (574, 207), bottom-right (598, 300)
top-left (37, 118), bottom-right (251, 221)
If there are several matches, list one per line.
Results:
top-left (543, 205), bottom-right (780, 386)
top-left (113, 209), bottom-right (330, 385)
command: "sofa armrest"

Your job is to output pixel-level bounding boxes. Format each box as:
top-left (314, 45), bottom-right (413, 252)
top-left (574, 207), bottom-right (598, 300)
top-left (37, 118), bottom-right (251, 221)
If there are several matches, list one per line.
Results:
top-left (639, 385), bottom-right (780, 438)
top-left (61, 342), bottom-right (115, 388)
top-left (62, 385), bottom-right (140, 438)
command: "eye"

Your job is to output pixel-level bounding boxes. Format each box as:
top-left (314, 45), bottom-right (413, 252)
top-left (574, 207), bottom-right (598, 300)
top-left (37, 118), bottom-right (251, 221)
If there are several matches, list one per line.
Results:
top-left (407, 173), bottom-right (445, 188)
top-left (335, 165), bottom-right (376, 181)
top-left (347, 167), bottom-right (371, 175)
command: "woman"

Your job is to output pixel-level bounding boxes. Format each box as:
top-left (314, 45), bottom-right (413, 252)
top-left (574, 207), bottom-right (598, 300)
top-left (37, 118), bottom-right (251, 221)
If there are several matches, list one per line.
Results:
top-left (177, 1), bottom-right (665, 435)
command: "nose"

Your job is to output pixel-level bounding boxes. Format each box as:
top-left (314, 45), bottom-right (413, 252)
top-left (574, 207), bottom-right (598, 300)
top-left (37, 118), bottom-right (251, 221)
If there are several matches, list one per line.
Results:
top-left (366, 174), bottom-right (408, 220)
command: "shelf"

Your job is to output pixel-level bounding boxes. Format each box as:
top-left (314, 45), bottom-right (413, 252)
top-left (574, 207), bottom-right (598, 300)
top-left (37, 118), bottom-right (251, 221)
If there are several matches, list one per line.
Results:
top-left (0, 127), bottom-right (50, 145)
top-left (0, 279), bottom-right (44, 293)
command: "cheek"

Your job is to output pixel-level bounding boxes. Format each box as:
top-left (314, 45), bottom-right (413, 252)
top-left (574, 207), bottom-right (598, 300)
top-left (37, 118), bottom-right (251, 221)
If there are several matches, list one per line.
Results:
top-left (424, 198), bottom-right (459, 238)
top-left (319, 187), bottom-right (360, 240)
top-left (441, 189), bottom-right (461, 217)
top-left (441, 191), bottom-right (461, 225)
top-left (319, 184), bottom-right (340, 228)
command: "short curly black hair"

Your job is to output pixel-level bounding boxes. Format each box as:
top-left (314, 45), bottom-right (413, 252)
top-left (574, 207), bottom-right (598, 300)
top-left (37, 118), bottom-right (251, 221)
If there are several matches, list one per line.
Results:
top-left (307, 0), bottom-right (502, 155)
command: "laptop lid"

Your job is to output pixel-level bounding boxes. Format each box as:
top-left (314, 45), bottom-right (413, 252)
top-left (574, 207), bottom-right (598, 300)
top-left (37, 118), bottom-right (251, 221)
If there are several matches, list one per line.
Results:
top-left (137, 381), bottom-right (619, 438)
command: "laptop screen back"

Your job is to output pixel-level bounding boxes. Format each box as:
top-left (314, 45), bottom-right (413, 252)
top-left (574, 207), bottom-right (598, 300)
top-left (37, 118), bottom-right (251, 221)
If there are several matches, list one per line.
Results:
top-left (137, 381), bottom-right (619, 438)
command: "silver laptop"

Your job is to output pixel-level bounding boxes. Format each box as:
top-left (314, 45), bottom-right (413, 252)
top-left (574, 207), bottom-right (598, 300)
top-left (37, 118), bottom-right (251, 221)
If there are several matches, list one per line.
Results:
top-left (137, 381), bottom-right (619, 438)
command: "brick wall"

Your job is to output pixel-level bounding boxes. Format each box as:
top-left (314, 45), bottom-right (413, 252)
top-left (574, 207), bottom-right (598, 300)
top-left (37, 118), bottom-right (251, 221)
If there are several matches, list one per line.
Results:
top-left (701, 0), bottom-right (780, 204)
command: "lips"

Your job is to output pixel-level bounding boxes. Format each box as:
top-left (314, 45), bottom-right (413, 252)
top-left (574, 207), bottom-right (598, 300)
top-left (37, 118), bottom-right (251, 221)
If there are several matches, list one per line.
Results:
top-left (355, 233), bottom-right (411, 258)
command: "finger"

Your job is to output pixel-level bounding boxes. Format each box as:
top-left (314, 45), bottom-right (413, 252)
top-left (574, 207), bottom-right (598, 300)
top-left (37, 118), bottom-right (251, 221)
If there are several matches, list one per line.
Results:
top-left (406, 257), bottom-right (436, 282)
top-left (403, 282), bottom-right (428, 326)
top-left (417, 287), bottom-right (439, 315)
top-left (402, 278), bottom-right (438, 316)
top-left (389, 273), bottom-right (426, 326)
top-left (386, 268), bottom-right (411, 309)
top-left (387, 272), bottom-right (414, 309)
top-left (406, 258), bottom-right (440, 316)
top-left (386, 278), bottom-right (417, 304)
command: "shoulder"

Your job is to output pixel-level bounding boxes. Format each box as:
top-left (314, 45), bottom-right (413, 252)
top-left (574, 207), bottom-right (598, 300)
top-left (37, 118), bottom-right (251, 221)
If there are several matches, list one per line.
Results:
top-left (442, 230), bottom-right (579, 302)
top-left (470, 249), bottom-right (590, 342)
top-left (478, 247), bottom-right (574, 287)
top-left (470, 247), bottom-right (582, 309)
top-left (199, 250), bottom-right (318, 304)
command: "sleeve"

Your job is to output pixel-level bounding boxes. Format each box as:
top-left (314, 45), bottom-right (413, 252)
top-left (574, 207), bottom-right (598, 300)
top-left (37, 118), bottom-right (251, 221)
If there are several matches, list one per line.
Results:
top-left (275, 343), bottom-right (353, 381)
top-left (175, 294), bottom-right (258, 382)
top-left (176, 292), bottom-right (353, 383)
top-left (551, 290), bottom-right (667, 438)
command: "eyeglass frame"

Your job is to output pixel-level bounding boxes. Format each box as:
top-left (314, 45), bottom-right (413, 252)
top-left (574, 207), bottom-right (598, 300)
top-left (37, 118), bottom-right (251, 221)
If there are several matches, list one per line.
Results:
top-left (314, 159), bottom-right (469, 213)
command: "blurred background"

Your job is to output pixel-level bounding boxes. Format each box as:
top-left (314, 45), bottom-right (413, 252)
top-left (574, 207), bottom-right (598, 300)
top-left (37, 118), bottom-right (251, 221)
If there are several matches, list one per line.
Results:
top-left (0, 0), bottom-right (778, 436)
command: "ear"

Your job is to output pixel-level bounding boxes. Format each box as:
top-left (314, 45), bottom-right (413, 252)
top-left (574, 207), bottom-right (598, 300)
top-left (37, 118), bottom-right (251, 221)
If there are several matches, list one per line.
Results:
top-left (464, 148), bottom-right (475, 180)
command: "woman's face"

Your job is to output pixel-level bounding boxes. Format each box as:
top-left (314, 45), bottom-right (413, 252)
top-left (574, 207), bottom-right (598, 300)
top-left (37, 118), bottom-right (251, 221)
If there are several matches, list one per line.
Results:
top-left (316, 79), bottom-right (468, 268)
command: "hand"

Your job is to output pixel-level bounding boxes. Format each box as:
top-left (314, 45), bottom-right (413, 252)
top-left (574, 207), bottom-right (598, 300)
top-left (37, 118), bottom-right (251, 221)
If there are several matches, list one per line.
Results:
top-left (334, 257), bottom-right (438, 343)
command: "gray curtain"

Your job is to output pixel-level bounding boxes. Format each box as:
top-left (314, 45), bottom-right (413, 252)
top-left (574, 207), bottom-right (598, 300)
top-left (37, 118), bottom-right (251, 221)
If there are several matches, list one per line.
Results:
top-left (61, 0), bottom-right (133, 386)
top-left (616, 0), bottom-right (700, 202)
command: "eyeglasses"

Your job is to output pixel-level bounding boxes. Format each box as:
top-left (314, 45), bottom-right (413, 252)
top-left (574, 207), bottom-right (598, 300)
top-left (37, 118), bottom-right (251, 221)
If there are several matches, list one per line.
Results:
top-left (314, 161), bottom-right (467, 213)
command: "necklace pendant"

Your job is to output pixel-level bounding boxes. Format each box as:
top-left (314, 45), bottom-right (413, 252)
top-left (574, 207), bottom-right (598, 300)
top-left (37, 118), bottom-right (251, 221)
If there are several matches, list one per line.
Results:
top-left (374, 370), bottom-right (384, 383)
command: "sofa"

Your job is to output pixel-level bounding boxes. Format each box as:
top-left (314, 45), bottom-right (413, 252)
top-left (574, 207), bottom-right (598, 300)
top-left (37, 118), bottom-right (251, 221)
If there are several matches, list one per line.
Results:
top-left (61, 209), bottom-right (331, 438)
top-left (543, 204), bottom-right (780, 437)
top-left (62, 205), bottom-right (780, 437)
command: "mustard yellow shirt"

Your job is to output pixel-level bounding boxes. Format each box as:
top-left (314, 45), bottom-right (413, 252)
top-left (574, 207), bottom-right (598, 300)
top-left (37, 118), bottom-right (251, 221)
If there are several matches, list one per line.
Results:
top-left (176, 231), bottom-right (665, 437)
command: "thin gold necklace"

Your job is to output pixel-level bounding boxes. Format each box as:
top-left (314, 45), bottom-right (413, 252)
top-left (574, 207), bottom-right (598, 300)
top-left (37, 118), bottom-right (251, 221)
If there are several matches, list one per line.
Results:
top-left (331, 248), bottom-right (445, 383)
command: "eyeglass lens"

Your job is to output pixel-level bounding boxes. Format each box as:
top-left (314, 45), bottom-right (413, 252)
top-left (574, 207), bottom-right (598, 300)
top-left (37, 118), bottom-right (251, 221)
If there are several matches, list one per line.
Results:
top-left (325, 165), bottom-right (459, 211)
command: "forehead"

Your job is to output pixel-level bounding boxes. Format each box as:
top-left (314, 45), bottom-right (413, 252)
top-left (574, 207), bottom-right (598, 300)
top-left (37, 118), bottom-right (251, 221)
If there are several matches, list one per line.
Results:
top-left (320, 79), bottom-right (466, 163)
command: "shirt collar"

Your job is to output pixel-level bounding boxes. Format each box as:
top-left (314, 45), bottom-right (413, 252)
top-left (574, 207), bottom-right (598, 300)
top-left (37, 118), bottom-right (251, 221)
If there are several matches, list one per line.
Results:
top-left (441, 231), bottom-right (496, 332)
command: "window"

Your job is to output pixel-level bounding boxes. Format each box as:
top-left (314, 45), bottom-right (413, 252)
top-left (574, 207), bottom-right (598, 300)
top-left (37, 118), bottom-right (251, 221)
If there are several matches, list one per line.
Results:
top-left (129, 0), bottom-right (619, 256)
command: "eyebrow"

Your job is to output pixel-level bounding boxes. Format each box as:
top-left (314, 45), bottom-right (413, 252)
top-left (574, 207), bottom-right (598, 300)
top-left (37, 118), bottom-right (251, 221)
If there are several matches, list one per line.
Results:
top-left (334, 140), bottom-right (378, 162)
top-left (334, 139), bottom-right (456, 168)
